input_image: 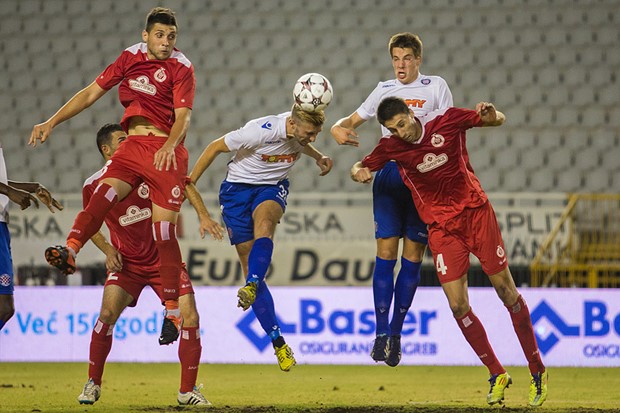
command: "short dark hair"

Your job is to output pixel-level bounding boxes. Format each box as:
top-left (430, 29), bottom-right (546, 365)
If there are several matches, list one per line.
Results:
top-left (377, 97), bottom-right (410, 126)
top-left (96, 123), bottom-right (123, 156)
top-left (388, 32), bottom-right (423, 58)
top-left (145, 7), bottom-right (177, 32)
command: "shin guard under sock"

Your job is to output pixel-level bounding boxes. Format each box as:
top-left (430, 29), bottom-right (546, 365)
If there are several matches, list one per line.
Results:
top-left (506, 294), bottom-right (545, 374)
top-left (373, 257), bottom-right (397, 336)
top-left (178, 326), bottom-right (202, 393)
top-left (88, 319), bottom-right (114, 386)
top-left (153, 221), bottom-right (182, 302)
top-left (456, 309), bottom-right (504, 375)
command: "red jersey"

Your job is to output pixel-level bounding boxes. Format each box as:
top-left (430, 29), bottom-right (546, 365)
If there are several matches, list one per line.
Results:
top-left (96, 43), bottom-right (195, 135)
top-left (83, 167), bottom-right (158, 273)
top-left (362, 107), bottom-right (487, 225)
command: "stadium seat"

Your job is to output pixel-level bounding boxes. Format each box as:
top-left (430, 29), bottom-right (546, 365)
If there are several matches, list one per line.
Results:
top-left (547, 146), bottom-right (574, 171)
top-left (502, 168), bottom-right (528, 192)
top-left (519, 147), bottom-right (545, 170)
top-left (529, 168), bottom-right (555, 192)
top-left (582, 167), bottom-right (611, 193)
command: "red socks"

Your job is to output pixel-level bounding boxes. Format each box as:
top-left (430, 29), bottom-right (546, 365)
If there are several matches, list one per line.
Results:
top-left (455, 309), bottom-right (505, 376)
top-left (506, 295), bottom-right (546, 374)
top-left (88, 319), bottom-right (114, 386)
top-left (178, 326), bottom-right (202, 393)
top-left (153, 221), bottom-right (181, 302)
top-left (68, 183), bottom-right (118, 255)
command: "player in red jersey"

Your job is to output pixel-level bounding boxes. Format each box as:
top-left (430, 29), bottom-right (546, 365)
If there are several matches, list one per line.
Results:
top-left (351, 97), bottom-right (548, 408)
top-left (28, 7), bottom-right (194, 345)
top-left (76, 124), bottom-right (210, 406)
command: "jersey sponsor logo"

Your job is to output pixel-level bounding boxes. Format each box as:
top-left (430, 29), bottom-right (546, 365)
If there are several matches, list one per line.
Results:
top-left (118, 205), bottom-right (152, 226)
top-left (421, 78), bottom-right (431, 85)
top-left (128, 75), bottom-right (156, 96)
top-left (0, 274), bottom-right (11, 287)
top-left (171, 185), bottom-right (181, 198)
top-left (137, 183), bottom-right (150, 199)
top-left (381, 83), bottom-right (396, 88)
top-left (261, 153), bottom-right (299, 163)
top-left (430, 133), bottom-right (445, 147)
top-left (405, 99), bottom-right (426, 109)
top-left (416, 153), bottom-right (448, 173)
top-left (154, 67), bottom-right (167, 82)
top-left (261, 121), bottom-right (273, 130)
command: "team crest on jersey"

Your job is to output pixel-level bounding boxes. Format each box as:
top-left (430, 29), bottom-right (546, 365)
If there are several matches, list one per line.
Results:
top-left (171, 185), bottom-right (181, 198)
top-left (416, 153), bottom-right (448, 173)
top-left (431, 133), bottom-right (445, 147)
top-left (421, 78), bottom-right (431, 85)
top-left (496, 245), bottom-right (505, 258)
top-left (137, 183), bottom-right (150, 199)
top-left (119, 205), bottom-right (151, 226)
top-left (154, 67), bottom-right (167, 82)
top-left (128, 75), bottom-right (156, 95)
top-left (0, 274), bottom-right (10, 287)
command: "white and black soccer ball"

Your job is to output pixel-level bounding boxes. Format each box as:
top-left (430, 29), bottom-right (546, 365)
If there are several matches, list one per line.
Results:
top-left (293, 73), bottom-right (333, 112)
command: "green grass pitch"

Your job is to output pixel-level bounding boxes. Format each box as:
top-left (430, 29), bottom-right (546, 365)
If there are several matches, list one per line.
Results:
top-left (1, 363), bottom-right (619, 412)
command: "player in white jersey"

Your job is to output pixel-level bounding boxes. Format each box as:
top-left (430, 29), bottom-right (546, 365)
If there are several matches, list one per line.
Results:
top-left (330, 32), bottom-right (453, 366)
top-left (0, 144), bottom-right (62, 330)
top-left (185, 104), bottom-right (332, 371)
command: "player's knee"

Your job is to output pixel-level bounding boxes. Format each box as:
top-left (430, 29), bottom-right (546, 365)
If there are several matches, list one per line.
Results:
top-left (98, 307), bottom-right (120, 325)
top-left (449, 301), bottom-right (470, 318)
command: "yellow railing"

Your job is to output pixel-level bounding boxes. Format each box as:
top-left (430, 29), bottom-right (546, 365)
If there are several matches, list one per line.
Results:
top-left (530, 193), bottom-right (620, 287)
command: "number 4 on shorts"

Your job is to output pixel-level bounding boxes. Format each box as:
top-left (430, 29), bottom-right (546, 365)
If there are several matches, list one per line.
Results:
top-left (435, 253), bottom-right (448, 276)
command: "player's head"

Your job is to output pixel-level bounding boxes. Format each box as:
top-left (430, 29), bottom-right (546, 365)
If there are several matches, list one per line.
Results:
top-left (143, 7), bottom-right (178, 60)
top-left (388, 32), bottom-right (423, 84)
top-left (96, 123), bottom-right (127, 160)
top-left (287, 105), bottom-right (326, 146)
top-left (377, 97), bottom-right (419, 143)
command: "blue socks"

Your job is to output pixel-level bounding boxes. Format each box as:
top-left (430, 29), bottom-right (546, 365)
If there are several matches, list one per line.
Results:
top-left (0, 319), bottom-right (4, 331)
top-left (252, 281), bottom-right (281, 341)
top-left (246, 237), bottom-right (274, 285)
top-left (373, 257), bottom-right (397, 336)
top-left (390, 257), bottom-right (421, 335)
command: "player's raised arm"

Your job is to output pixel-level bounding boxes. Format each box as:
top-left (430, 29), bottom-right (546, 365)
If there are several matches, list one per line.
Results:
top-left (29, 81), bottom-right (107, 147)
top-left (476, 102), bottom-right (505, 127)
top-left (330, 112), bottom-right (365, 146)
top-left (8, 181), bottom-right (63, 213)
top-left (189, 136), bottom-right (230, 184)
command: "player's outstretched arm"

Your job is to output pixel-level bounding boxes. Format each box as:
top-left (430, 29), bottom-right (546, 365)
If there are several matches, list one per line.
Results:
top-left (184, 183), bottom-right (224, 240)
top-left (0, 182), bottom-right (38, 210)
top-left (302, 144), bottom-right (333, 176)
top-left (330, 112), bottom-right (366, 146)
top-left (189, 137), bottom-right (230, 184)
top-left (91, 231), bottom-right (123, 273)
top-left (350, 161), bottom-right (373, 184)
top-left (29, 81), bottom-right (107, 147)
top-left (476, 102), bottom-right (506, 127)
top-left (8, 181), bottom-right (63, 213)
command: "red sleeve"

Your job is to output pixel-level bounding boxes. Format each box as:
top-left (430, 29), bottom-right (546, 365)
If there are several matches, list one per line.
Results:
top-left (447, 107), bottom-right (483, 130)
top-left (82, 182), bottom-right (95, 209)
top-left (173, 64), bottom-right (195, 109)
top-left (95, 51), bottom-right (126, 91)
top-left (361, 137), bottom-right (393, 172)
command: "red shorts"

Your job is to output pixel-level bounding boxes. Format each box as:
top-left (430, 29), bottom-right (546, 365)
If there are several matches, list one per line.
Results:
top-left (104, 263), bottom-right (194, 307)
top-left (428, 201), bottom-right (508, 284)
top-left (102, 135), bottom-right (189, 212)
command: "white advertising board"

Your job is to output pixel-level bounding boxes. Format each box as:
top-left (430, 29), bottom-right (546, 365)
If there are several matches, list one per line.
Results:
top-left (8, 196), bottom-right (568, 286)
top-left (1, 287), bottom-right (618, 367)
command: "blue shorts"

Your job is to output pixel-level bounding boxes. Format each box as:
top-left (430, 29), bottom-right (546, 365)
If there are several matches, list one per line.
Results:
top-left (372, 162), bottom-right (428, 243)
top-left (0, 222), bottom-right (14, 295)
top-left (219, 179), bottom-right (289, 245)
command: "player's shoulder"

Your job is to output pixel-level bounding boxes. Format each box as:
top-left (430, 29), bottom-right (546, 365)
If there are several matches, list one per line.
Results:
top-left (123, 42), bottom-right (146, 56)
top-left (83, 168), bottom-right (105, 190)
top-left (170, 48), bottom-right (192, 69)
top-left (374, 79), bottom-right (399, 91)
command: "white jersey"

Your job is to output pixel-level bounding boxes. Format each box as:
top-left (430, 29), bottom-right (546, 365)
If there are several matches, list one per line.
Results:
top-left (224, 112), bottom-right (304, 185)
top-left (0, 146), bottom-right (9, 223)
top-left (357, 74), bottom-right (453, 137)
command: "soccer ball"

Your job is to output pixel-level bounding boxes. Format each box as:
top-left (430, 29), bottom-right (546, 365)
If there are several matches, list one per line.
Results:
top-left (293, 73), bottom-right (333, 112)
